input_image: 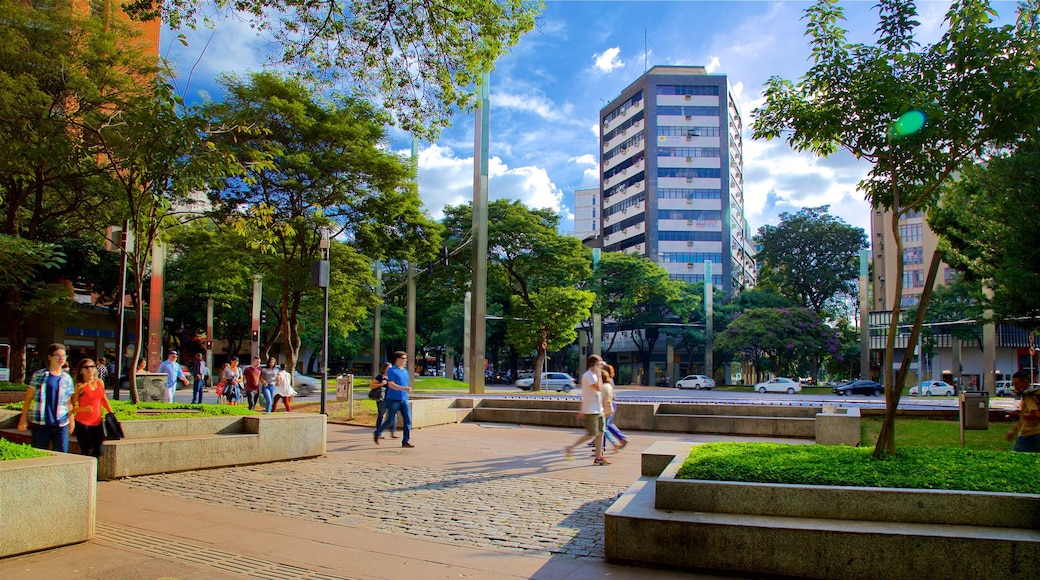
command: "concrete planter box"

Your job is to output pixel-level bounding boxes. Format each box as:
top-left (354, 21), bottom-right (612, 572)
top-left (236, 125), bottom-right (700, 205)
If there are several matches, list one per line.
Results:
top-left (606, 443), bottom-right (1040, 580)
top-left (0, 391), bottom-right (24, 404)
top-left (0, 452), bottom-right (96, 558)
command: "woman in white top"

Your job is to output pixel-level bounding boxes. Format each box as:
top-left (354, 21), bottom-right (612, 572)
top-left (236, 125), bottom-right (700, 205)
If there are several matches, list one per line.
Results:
top-left (272, 366), bottom-right (296, 412)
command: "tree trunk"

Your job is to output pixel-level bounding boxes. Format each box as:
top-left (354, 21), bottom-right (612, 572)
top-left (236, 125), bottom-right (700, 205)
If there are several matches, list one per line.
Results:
top-left (874, 249), bottom-right (942, 458)
top-left (531, 348), bottom-right (546, 392)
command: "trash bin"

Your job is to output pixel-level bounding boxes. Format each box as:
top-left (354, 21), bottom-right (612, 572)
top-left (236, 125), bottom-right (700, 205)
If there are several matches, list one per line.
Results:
top-left (960, 391), bottom-right (989, 430)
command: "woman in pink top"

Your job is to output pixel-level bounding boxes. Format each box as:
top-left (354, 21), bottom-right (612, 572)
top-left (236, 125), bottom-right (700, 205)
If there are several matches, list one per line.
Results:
top-left (73, 358), bottom-right (114, 457)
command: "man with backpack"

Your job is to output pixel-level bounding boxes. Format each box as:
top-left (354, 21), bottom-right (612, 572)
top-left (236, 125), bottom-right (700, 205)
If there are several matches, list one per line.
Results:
top-left (1006, 370), bottom-right (1040, 452)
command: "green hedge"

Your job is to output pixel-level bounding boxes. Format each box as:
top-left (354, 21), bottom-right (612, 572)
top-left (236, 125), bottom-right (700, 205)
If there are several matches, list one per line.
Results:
top-left (676, 442), bottom-right (1040, 494)
top-left (0, 439), bottom-right (49, 461)
top-left (3, 401), bottom-right (259, 421)
top-left (0, 381), bottom-right (25, 392)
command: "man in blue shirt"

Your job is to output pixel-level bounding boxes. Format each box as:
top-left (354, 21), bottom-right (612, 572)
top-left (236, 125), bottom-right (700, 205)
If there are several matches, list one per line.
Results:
top-left (374, 351), bottom-right (414, 448)
top-left (17, 343), bottom-right (77, 452)
top-left (157, 351), bottom-right (187, 403)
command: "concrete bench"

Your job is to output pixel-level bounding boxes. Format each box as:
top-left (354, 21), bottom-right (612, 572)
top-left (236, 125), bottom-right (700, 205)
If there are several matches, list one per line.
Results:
top-left (605, 442), bottom-right (1040, 579)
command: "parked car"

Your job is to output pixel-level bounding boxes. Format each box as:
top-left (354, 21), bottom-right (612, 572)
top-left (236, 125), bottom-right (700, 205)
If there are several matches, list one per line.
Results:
top-left (515, 372), bottom-right (576, 392)
top-left (995, 380), bottom-right (1014, 397)
top-left (753, 377), bottom-right (801, 394)
top-left (833, 380), bottom-right (883, 396)
top-left (908, 380), bottom-right (956, 396)
top-left (676, 374), bottom-right (715, 390)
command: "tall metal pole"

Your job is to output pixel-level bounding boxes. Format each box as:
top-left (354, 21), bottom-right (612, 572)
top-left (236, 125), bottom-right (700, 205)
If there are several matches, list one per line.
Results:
top-left (468, 72), bottom-right (490, 395)
top-left (251, 275), bottom-right (262, 360)
top-left (407, 261), bottom-right (416, 382)
top-left (147, 240), bottom-right (166, 370)
top-left (592, 248), bottom-right (602, 357)
top-left (372, 261), bottom-right (382, 373)
top-left (318, 233), bottom-right (330, 415)
top-left (206, 299), bottom-right (214, 377)
top-left (859, 249), bottom-right (871, 380)
top-left (704, 260), bottom-right (714, 379)
top-left (114, 220), bottom-right (130, 400)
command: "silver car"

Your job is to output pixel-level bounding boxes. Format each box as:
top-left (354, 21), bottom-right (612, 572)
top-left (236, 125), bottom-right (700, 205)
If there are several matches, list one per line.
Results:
top-left (515, 372), bottom-right (575, 392)
top-left (676, 374), bottom-right (715, 390)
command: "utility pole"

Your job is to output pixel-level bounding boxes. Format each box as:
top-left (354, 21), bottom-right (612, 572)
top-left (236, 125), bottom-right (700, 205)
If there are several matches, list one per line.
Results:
top-left (468, 72), bottom-right (490, 395)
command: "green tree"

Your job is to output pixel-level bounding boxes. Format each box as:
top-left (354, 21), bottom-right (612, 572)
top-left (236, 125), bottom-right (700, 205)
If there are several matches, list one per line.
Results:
top-left (714, 308), bottom-right (839, 380)
top-left (131, 0), bottom-right (543, 139)
top-left (205, 72), bottom-right (440, 375)
top-left (751, 0), bottom-right (1040, 456)
top-left (0, 2), bottom-right (150, 381)
top-left (755, 206), bottom-right (867, 315)
top-left (930, 139), bottom-right (1040, 328)
top-left (442, 200), bottom-right (592, 391)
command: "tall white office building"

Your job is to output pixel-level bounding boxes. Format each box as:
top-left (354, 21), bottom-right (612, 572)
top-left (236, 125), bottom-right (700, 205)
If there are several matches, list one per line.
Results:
top-left (599, 65), bottom-right (755, 293)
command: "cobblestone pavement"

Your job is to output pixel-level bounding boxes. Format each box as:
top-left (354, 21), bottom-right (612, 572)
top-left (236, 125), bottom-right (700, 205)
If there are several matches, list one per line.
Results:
top-left (118, 456), bottom-right (627, 558)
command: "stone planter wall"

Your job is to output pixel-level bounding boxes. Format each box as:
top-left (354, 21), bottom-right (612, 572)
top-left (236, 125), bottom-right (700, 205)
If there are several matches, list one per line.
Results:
top-left (0, 452), bottom-right (96, 558)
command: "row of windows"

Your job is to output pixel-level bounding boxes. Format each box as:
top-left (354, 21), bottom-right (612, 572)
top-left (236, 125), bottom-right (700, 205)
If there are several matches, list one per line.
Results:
top-left (900, 295), bottom-right (921, 307)
top-left (604, 214), bottom-right (646, 236)
top-left (603, 91), bottom-right (644, 125)
top-left (602, 110), bottom-right (645, 142)
top-left (603, 173), bottom-right (646, 199)
top-left (657, 147), bottom-right (721, 158)
top-left (604, 233), bottom-right (646, 253)
top-left (658, 168), bottom-right (722, 179)
top-left (899, 208), bottom-right (923, 220)
top-left (657, 126), bottom-right (721, 138)
top-left (657, 106), bottom-right (720, 117)
top-left (658, 188), bottom-right (721, 200)
top-left (903, 246), bottom-right (924, 265)
top-left (603, 132), bottom-right (645, 162)
top-left (604, 192), bottom-right (645, 218)
top-left (658, 231), bottom-right (724, 242)
top-left (670, 274), bottom-right (724, 285)
top-left (655, 85), bottom-right (720, 96)
top-left (604, 154), bottom-right (646, 181)
top-left (659, 252), bottom-right (723, 264)
top-left (657, 210), bottom-right (722, 222)
top-left (898, 223), bottom-right (923, 242)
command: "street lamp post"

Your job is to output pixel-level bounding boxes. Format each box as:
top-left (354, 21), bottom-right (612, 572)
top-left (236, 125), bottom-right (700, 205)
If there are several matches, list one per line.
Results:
top-left (312, 232), bottom-right (331, 415)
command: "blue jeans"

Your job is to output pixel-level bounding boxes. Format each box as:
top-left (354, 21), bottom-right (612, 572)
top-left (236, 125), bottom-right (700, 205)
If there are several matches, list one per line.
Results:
top-left (262, 386), bottom-right (275, 412)
top-left (1013, 433), bottom-right (1040, 452)
top-left (31, 424), bottom-right (69, 453)
top-left (193, 379), bottom-right (206, 404)
top-left (376, 399), bottom-right (410, 443)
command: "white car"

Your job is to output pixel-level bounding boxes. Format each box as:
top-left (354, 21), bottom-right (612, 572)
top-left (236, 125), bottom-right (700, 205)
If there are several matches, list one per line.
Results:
top-left (909, 380), bottom-right (955, 396)
top-left (995, 380), bottom-right (1014, 396)
top-left (753, 377), bottom-right (802, 394)
top-left (676, 374), bottom-right (715, 390)
top-left (292, 371), bottom-right (322, 396)
top-left (515, 372), bottom-right (575, 392)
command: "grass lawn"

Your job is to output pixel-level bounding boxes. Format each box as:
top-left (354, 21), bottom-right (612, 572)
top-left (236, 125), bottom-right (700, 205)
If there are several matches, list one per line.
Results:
top-left (860, 416), bottom-right (1011, 451)
top-left (0, 438), bottom-right (49, 460)
top-left (676, 441), bottom-right (1040, 493)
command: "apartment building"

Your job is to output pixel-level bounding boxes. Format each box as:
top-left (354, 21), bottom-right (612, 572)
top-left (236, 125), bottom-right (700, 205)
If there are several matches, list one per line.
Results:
top-left (598, 65), bottom-right (755, 293)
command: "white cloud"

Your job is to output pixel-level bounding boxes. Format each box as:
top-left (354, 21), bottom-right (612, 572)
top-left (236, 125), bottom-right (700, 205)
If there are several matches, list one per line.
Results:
top-left (493, 91), bottom-right (573, 123)
top-left (592, 47), bottom-right (624, 73)
top-left (414, 145), bottom-right (570, 222)
top-left (704, 56), bottom-right (721, 74)
top-left (569, 154), bottom-right (597, 166)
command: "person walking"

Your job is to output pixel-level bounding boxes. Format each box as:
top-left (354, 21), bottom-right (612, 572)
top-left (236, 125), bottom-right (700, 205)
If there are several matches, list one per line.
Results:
top-left (222, 356), bottom-right (243, 405)
top-left (243, 356), bottom-right (263, 410)
top-left (600, 364), bottom-right (628, 452)
top-left (17, 343), bottom-right (77, 452)
top-left (374, 351), bottom-right (414, 447)
top-left (189, 352), bottom-right (208, 404)
top-left (272, 365), bottom-right (296, 412)
top-left (158, 350), bottom-right (188, 403)
top-left (96, 356), bottom-right (109, 388)
top-left (72, 358), bottom-right (114, 457)
top-left (1006, 370), bottom-right (1040, 452)
top-left (260, 357), bottom-right (279, 413)
top-left (565, 355), bottom-right (609, 465)
top-left (369, 362), bottom-right (397, 439)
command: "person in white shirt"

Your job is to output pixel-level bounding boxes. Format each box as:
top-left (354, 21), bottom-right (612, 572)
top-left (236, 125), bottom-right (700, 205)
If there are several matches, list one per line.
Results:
top-left (565, 355), bottom-right (610, 465)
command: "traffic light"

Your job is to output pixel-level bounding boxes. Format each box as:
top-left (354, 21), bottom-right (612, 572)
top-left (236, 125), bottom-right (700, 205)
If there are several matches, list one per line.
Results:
top-left (206, 340), bottom-right (213, 350)
top-left (260, 309), bottom-right (267, 324)
top-left (251, 330), bottom-right (259, 341)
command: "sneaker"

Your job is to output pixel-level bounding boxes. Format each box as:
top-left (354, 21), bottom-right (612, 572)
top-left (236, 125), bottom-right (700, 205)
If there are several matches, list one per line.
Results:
top-left (593, 457), bottom-right (612, 466)
top-left (374, 433), bottom-right (380, 445)
top-left (618, 439), bottom-right (628, 450)
top-left (401, 442), bottom-right (415, 448)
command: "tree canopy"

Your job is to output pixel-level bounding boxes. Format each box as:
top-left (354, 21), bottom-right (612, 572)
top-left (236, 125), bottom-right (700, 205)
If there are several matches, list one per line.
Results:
top-left (128, 0), bottom-right (544, 138)
top-left (755, 206), bottom-right (867, 315)
top-left (714, 308), bottom-right (840, 379)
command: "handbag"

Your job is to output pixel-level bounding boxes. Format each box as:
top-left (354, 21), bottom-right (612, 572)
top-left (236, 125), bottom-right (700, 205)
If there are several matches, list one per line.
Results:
top-left (103, 413), bottom-right (124, 440)
top-left (368, 387), bottom-right (381, 401)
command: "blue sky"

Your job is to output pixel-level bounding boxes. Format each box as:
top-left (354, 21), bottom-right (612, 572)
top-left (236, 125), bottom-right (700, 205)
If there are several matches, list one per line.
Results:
top-left (160, 1), bottom-right (1022, 238)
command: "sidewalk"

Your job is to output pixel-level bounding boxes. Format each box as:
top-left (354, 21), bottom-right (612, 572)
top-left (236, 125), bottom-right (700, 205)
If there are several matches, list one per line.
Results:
top-left (1, 421), bottom-right (784, 579)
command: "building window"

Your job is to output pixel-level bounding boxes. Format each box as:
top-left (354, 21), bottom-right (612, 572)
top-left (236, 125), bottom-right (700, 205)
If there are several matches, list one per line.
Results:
top-left (656, 126), bottom-right (721, 138)
top-left (944, 267), bottom-right (958, 283)
top-left (604, 192), bottom-right (646, 218)
top-left (659, 252), bottom-right (723, 264)
top-left (903, 246), bottom-right (924, 265)
top-left (657, 147), bottom-right (721, 158)
top-left (902, 269), bottom-right (924, 288)
top-left (899, 208), bottom-right (922, 220)
top-left (656, 106), bottom-right (721, 117)
top-left (655, 85), bottom-right (720, 96)
top-left (897, 223), bottom-right (923, 242)
top-left (900, 295), bottom-right (921, 307)
top-left (658, 231), bottom-right (723, 242)
top-left (657, 168), bottom-right (722, 179)
top-left (656, 209), bottom-right (722, 221)
top-left (658, 188), bottom-right (721, 200)
top-left (602, 91), bottom-right (644, 125)
top-left (670, 274), bottom-right (724, 285)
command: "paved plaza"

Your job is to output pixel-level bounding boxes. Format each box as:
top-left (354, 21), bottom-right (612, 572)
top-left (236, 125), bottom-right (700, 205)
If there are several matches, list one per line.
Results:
top-left (0, 422), bottom-right (777, 579)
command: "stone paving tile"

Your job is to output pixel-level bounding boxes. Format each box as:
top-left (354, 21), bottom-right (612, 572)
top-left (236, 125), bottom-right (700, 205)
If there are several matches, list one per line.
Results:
top-left (118, 456), bottom-right (627, 558)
